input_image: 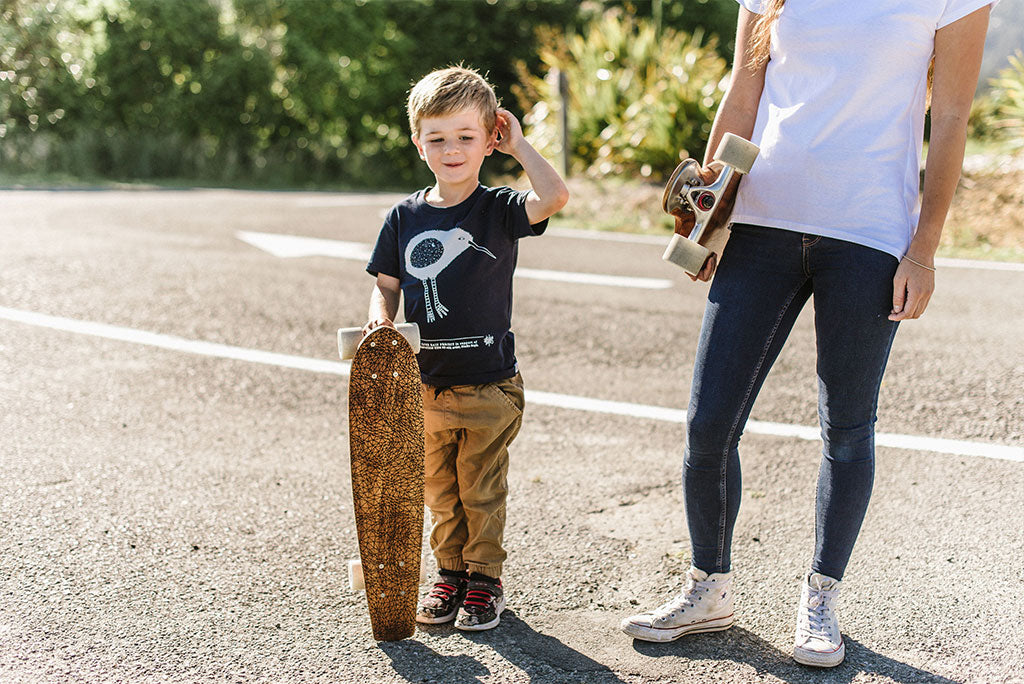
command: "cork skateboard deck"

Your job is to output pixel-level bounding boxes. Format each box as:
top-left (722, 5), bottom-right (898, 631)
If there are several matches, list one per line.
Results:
top-left (347, 325), bottom-right (425, 641)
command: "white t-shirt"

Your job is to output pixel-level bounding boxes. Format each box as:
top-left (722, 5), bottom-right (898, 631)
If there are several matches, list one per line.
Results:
top-left (732, 0), bottom-right (995, 258)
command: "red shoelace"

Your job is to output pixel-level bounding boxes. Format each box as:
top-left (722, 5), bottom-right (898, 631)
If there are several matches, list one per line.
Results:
top-left (463, 587), bottom-right (498, 609)
top-left (428, 582), bottom-right (459, 600)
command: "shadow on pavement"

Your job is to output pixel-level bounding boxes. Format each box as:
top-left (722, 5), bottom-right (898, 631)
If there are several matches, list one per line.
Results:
top-left (463, 610), bottom-right (629, 683)
top-left (381, 610), bottom-right (628, 683)
top-left (630, 627), bottom-right (959, 683)
top-left (379, 639), bottom-right (491, 684)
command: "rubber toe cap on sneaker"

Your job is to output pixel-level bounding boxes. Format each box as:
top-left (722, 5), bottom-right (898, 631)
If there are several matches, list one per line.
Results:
top-left (794, 637), bottom-right (845, 667)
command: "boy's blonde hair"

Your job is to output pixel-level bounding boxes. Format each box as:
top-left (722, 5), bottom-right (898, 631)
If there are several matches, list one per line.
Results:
top-left (407, 66), bottom-right (499, 137)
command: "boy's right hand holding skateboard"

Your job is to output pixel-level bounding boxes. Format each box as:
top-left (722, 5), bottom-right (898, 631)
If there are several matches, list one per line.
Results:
top-left (363, 273), bottom-right (402, 339)
top-left (362, 317), bottom-right (395, 338)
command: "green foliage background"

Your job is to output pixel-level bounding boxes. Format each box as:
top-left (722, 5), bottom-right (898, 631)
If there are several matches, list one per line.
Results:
top-left (1, 0), bottom-right (745, 188)
top-left (9, 0), bottom-right (1019, 190)
top-left (521, 10), bottom-right (728, 180)
top-left (969, 50), bottom-right (1024, 150)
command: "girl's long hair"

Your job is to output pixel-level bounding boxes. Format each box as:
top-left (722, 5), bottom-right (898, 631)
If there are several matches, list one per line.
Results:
top-left (747, 0), bottom-right (786, 68)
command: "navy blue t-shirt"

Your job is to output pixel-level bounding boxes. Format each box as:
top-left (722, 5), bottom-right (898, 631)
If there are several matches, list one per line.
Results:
top-left (366, 184), bottom-right (547, 386)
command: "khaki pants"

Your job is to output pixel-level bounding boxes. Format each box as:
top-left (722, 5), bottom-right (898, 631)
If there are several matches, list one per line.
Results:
top-left (422, 373), bottom-right (524, 578)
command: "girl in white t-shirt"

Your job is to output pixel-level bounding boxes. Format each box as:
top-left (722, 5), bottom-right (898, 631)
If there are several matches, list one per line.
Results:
top-left (621, 0), bottom-right (994, 667)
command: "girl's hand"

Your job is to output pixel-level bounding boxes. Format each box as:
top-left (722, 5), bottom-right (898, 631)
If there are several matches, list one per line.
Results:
top-left (670, 162), bottom-right (729, 282)
top-left (493, 108), bottom-right (525, 157)
top-left (889, 257), bottom-right (935, 320)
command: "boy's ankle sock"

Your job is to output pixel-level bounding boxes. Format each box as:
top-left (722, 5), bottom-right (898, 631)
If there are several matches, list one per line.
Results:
top-left (469, 572), bottom-right (500, 585)
top-left (440, 569), bottom-right (469, 580)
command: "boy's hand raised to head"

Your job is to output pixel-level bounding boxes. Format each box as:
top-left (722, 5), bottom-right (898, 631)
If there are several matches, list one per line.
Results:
top-left (495, 107), bottom-right (570, 225)
top-left (493, 109), bottom-right (525, 157)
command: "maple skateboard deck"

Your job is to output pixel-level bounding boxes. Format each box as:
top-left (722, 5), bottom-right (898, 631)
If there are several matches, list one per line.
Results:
top-left (662, 133), bottom-right (760, 276)
top-left (345, 324), bottom-right (425, 641)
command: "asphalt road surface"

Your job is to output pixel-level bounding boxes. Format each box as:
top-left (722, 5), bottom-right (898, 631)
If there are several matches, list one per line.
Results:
top-left (2, 189), bottom-right (1022, 684)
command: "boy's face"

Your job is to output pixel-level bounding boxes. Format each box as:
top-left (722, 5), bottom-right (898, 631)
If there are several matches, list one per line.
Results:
top-left (412, 107), bottom-right (496, 188)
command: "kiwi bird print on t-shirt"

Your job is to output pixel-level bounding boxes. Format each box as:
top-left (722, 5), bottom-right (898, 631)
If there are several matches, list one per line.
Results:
top-left (404, 227), bottom-right (496, 323)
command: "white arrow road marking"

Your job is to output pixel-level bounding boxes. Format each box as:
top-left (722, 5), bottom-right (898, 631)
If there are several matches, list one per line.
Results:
top-left (3, 306), bottom-right (1022, 463)
top-left (237, 231), bottom-right (372, 260)
top-left (236, 230), bottom-right (672, 290)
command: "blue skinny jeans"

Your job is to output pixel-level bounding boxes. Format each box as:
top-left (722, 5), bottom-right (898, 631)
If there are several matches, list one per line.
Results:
top-left (684, 224), bottom-right (900, 580)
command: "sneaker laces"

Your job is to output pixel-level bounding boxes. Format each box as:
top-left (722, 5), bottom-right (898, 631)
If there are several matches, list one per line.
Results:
top-left (797, 585), bottom-right (838, 641)
top-left (427, 581), bottom-right (460, 602)
top-left (462, 585), bottom-right (498, 614)
top-left (651, 573), bottom-right (708, 619)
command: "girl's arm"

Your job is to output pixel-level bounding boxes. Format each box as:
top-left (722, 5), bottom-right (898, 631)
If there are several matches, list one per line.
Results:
top-left (890, 5), bottom-right (990, 321)
top-left (703, 8), bottom-right (767, 167)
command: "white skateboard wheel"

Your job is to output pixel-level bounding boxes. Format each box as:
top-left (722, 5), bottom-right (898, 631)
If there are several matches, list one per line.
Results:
top-left (348, 559), bottom-right (365, 591)
top-left (662, 233), bottom-right (713, 276)
top-left (347, 556), bottom-right (429, 592)
top-left (337, 322), bottom-right (421, 360)
top-left (713, 133), bottom-right (759, 175)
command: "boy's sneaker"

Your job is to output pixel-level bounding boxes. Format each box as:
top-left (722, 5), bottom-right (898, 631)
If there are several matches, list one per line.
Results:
top-left (621, 566), bottom-right (734, 642)
top-left (794, 572), bottom-right (845, 667)
top-left (454, 579), bottom-right (505, 631)
top-left (415, 574), bottom-right (467, 624)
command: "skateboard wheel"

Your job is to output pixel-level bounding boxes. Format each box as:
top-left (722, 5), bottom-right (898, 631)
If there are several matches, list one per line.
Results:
top-left (662, 233), bottom-right (713, 276)
top-left (713, 133), bottom-right (759, 175)
top-left (338, 323), bottom-right (422, 360)
top-left (348, 559), bottom-right (365, 591)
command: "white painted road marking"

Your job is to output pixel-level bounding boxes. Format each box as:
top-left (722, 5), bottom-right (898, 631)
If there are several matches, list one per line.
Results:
top-left (238, 231), bottom-right (372, 260)
top-left (933, 257), bottom-right (1024, 272)
top-left (3, 306), bottom-right (1021, 463)
top-left (236, 230), bottom-right (672, 290)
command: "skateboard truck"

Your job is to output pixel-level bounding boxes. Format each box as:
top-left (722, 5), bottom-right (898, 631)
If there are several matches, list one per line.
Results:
top-left (661, 133), bottom-right (760, 276)
top-left (338, 322), bottom-right (421, 361)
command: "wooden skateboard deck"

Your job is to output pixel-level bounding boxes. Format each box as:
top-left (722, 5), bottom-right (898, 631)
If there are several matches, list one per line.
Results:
top-left (348, 325), bottom-right (425, 641)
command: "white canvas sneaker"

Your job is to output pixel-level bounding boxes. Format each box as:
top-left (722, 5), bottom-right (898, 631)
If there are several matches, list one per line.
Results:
top-left (794, 572), bottom-right (845, 667)
top-left (621, 566), bottom-right (735, 642)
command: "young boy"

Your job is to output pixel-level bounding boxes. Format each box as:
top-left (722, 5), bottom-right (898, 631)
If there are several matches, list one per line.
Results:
top-left (361, 66), bottom-right (568, 631)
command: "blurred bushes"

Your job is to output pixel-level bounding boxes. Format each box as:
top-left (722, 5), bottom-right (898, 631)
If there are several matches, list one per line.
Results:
top-left (520, 10), bottom-right (728, 180)
top-left (1, 0), bottom-right (736, 188)
top-left (970, 51), bottom-right (1024, 151)
top-left (1, 0), bottom-right (580, 186)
